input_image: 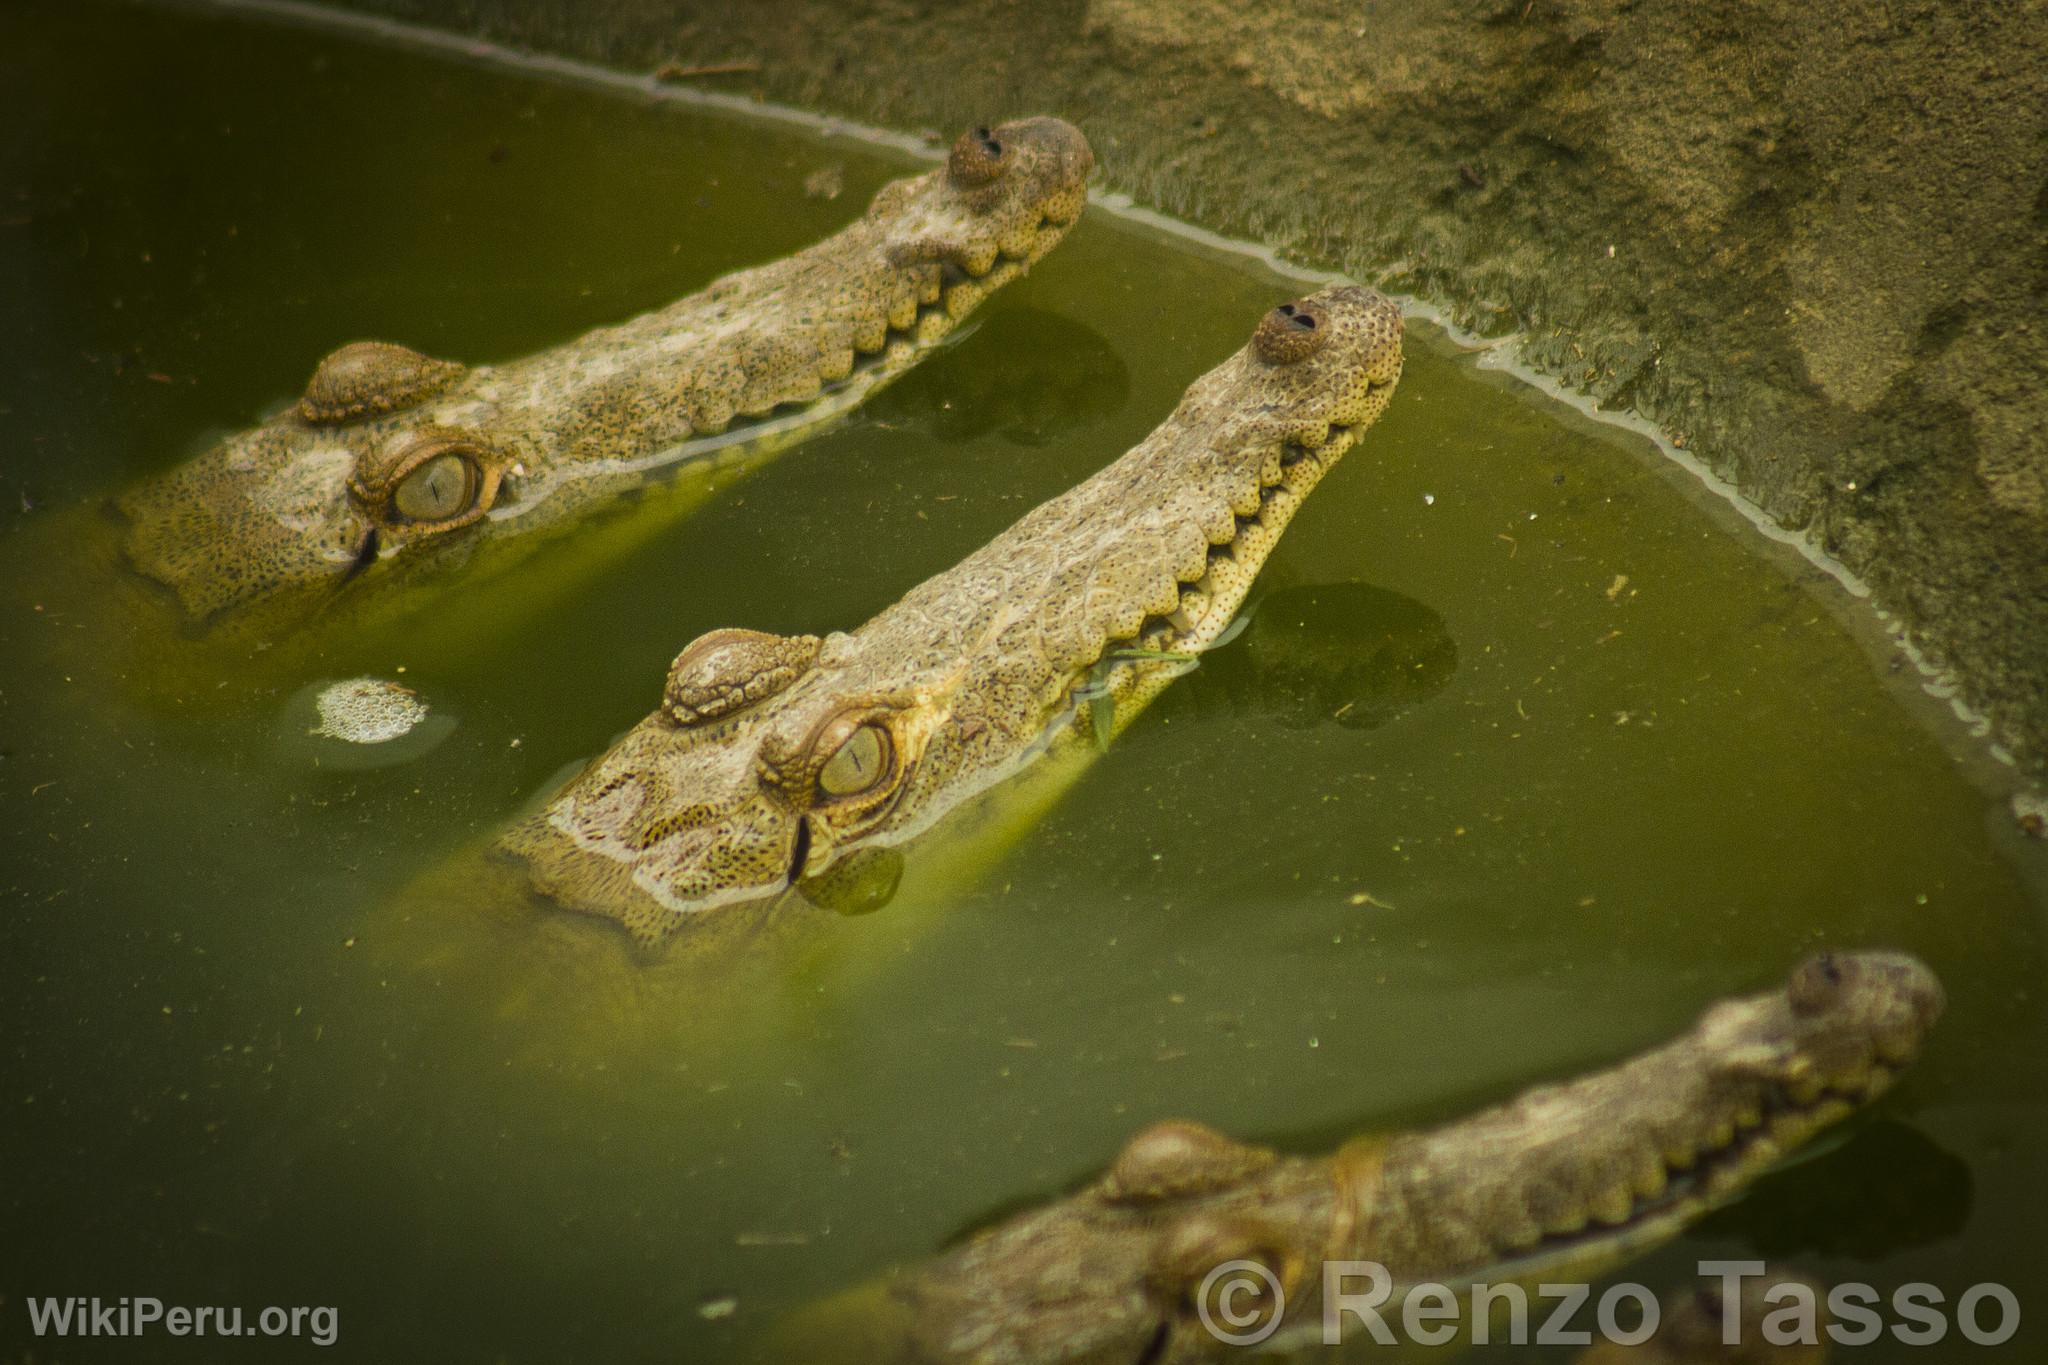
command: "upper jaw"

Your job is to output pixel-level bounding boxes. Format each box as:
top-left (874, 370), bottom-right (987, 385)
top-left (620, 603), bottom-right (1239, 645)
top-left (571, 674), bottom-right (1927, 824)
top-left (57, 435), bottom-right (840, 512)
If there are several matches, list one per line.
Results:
top-left (882, 116), bottom-right (1093, 278)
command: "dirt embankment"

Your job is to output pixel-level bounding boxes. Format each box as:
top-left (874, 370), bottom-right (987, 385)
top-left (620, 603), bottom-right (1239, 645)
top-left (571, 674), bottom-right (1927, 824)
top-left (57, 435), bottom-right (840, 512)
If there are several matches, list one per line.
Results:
top-left (341, 0), bottom-right (2048, 772)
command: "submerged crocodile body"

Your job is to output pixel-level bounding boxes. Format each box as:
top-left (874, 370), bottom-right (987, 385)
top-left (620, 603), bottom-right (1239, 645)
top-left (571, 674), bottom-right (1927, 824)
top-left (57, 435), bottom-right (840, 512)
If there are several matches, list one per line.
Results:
top-left (789, 951), bottom-right (1937, 1364)
top-left (117, 119), bottom-right (1092, 627)
top-left (1578, 1273), bottom-right (1832, 1365)
top-left (499, 285), bottom-right (1405, 945)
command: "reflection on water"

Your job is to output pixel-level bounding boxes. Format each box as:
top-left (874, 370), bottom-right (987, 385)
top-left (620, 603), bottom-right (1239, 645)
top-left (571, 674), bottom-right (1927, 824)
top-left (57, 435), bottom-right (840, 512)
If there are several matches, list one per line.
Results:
top-left (799, 845), bottom-right (907, 916)
top-left (1207, 581), bottom-right (1458, 730)
top-left (785, 583), bottom-right (1454, 922)
top-left (1702, 1120), bottom-right (1974, 1260)
top-left (867, 306), bottom-right (1129, 447)
top-left (1, 3), bottom-right (2043, 1363)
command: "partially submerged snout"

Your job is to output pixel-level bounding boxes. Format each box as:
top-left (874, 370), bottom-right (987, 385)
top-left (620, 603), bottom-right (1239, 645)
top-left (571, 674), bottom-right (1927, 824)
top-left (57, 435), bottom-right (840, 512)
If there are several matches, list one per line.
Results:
top-left (1699, 949), bottom-right (1944, 1102)
top-left (116, 117), bottom-right (1094, 629)
top-left (810, 950), bottom-right (1940, 1365)
top-left (500, 285), bottom-right (1404, 948)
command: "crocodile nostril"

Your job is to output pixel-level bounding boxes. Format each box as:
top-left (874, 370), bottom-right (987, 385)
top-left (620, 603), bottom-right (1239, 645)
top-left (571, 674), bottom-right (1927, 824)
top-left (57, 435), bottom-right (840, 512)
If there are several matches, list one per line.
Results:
top-left (1253, 300), bottom-right (1330, 363)
top-left (948, 125), bottom-right (1012, 186)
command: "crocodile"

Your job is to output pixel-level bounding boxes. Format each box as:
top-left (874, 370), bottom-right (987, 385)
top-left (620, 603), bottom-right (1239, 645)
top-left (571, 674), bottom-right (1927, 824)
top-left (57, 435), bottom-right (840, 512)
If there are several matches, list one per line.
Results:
top-left (498, 285), bottom-right (1405, 946)
top-left (115, 118), bottom-right (1093, 628)
top-left (781, 951), bottom-right (1937, 1364)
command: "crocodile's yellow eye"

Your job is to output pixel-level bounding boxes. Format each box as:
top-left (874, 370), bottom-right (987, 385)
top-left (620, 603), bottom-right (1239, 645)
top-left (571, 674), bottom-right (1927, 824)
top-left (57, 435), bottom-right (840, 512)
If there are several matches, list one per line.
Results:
top-left (818, 723), bottom-right (891, 797)
top-left (392, 452), bottom-right (478, 523)
top-left (349, 428), bottom-right (508, 537)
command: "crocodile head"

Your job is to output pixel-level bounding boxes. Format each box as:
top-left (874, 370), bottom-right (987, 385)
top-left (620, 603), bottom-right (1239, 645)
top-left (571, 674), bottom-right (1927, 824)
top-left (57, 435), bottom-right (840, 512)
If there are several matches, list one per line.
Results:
top-left (115, 117), bottom-right (1093, 629)
top-left (853, 951), bottom-right (1940, 1365)
top-left (500, 286), bottom-right (1405, 946)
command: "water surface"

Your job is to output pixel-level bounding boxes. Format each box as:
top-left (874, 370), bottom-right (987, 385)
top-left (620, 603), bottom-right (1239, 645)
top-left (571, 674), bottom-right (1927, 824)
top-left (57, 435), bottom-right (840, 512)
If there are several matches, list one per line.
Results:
top-left (2, 3), bottom-right (2043, 1361)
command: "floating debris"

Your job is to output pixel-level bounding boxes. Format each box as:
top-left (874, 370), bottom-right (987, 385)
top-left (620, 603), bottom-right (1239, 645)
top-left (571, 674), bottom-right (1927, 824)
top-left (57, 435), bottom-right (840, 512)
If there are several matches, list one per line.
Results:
top-left (274, 677), bottom-right (458, 770)
top-left (312, 677), bottom-right (428, 744)
top-left (2015, 791), bottom-right (2047, 840)
top-left (802, 164), bottom-right (845, 200)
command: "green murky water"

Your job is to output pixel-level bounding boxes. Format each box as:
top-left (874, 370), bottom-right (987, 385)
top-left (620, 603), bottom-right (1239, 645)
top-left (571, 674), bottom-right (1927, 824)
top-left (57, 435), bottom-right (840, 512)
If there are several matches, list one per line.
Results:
top-left (3, 3), bottom-right (2044, 1361)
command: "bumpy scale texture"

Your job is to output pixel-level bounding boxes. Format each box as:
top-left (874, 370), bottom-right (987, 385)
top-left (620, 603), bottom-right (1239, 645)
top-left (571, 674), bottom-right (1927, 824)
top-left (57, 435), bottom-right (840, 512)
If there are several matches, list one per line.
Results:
top-left (117, 119), bottom-right (1093, 626)
top-left (501, 286), bottom-right (1405, 947)
top-left (819, 952), bottom-right (1940, 1365)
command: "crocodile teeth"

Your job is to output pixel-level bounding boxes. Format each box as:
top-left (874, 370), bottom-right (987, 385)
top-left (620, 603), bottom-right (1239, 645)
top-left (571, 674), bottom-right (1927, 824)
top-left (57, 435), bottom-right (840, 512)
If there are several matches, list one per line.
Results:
top-left (996, 225), bottom-right (1038, 258)
top-left (943, 278), bottom-right (987, 318)
top-left (1631, 1154), bottom-right (1668, 1200)
top-left (1203, 552), bottom-right (1253, 605)
top-left (1589, 1184), bottom-right (1637, 1227)
top-left (1720, 1134), bottom-right (1782, 1189)
top-left (1775, 1098), bottom-right (1851, 1142)
top-left (853, 317), bottom-right (890, 353)
top-left (1542, 1204), bottom-right (1590, 1238)
top-left (1662, 1140), bottom-right (1698, 1171)
top-left (1497, 1214), bottom-right (1543, 1252)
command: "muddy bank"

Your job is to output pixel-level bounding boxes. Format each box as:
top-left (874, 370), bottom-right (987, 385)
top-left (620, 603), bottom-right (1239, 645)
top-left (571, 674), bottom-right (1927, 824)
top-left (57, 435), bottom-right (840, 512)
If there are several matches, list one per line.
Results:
top-left (325, 0), bottom-right (2047, 773)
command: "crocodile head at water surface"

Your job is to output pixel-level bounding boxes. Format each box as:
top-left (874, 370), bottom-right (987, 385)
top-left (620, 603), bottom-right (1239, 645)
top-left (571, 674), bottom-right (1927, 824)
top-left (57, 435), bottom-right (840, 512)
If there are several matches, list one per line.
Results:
top-left (115, 118), bottom-right (1093, 627)
top-left (783, 951), bottom-right (1938, 1365)
top-left (499, 285), bottom-right (1405, 946)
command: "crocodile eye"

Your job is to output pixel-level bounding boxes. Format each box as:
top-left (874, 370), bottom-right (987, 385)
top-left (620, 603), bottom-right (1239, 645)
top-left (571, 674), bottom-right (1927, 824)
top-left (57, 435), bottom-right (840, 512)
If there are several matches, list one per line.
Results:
top-left (818, 723), bottom-right (891, 797)
top-left (350, 427), bottom-right (507, 536)
top-left (392, 451), bottom-right (478, 523)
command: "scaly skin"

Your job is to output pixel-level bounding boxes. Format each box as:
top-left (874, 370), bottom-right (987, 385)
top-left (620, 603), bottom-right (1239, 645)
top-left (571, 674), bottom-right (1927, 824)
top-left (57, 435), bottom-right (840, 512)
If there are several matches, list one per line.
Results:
top-left (115, 119), bottom-right (1093, 628)
top-left (498, 286), bottom-right (1405, 946)
top-left (786, 952), bottom-right (1935, 1365)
